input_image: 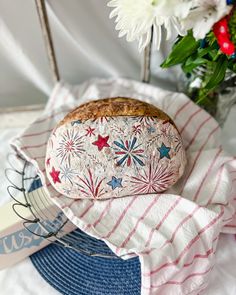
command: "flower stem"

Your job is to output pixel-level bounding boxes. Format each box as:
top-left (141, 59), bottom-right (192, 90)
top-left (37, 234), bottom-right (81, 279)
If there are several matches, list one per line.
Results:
top-left (141, 27), bottom-right (153, 83)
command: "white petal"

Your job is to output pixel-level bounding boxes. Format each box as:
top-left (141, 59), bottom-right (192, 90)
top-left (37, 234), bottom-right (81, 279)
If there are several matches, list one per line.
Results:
top-left (153, 23), bottom-right (162, 50)
top-left (109, 7), bottom-right (119, 19)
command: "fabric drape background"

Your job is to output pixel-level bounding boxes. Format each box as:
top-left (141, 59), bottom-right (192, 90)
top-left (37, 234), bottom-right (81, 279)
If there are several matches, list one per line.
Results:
top-left (0, 0), bottom-right (179, 108)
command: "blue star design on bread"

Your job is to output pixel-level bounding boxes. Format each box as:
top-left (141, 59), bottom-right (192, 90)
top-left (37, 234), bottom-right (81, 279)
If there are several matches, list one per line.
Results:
top-left (107, 176), bottom-right (123, 190)
top-left (158, 143), bottom-right (171, 159)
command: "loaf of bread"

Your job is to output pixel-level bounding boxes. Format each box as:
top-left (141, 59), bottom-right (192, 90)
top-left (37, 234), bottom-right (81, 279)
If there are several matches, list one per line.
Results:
top-left (45, 97), bottom-right (186, 199)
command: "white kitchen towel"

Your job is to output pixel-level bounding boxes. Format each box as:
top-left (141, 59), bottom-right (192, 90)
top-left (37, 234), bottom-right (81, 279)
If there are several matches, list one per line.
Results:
top-left (12, 78), bottom-right (236, 295)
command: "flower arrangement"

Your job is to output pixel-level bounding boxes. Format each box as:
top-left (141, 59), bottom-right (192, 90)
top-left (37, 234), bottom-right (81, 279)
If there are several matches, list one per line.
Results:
top-left (108, 0), bottom-right (236, 114)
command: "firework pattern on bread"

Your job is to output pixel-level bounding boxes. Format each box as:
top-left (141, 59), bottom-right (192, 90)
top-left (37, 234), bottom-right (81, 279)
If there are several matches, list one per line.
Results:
top-left (45, 98), bottom-right (186, 199)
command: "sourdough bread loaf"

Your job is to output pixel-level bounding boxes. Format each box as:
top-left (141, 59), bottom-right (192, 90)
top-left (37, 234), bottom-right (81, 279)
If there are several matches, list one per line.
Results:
top-left (45, 98), bottom-right (186, 199)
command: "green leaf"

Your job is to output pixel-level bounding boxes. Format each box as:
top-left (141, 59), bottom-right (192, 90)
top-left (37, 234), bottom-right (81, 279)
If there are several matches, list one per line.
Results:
top-left (182, 56), bottom-right (207, 73)
top-left (205, 56), bottom-right (228, 90)
top-left (161, 32), bottom-right (200, 68)
top-left (198, 47), bottom-right (212, 58)
top-left (228, 59), bottom-right (236, 73)
top-left (206, 31), bottom-right (217, 46)
top-left (208, 49), bottom-right (221, 61)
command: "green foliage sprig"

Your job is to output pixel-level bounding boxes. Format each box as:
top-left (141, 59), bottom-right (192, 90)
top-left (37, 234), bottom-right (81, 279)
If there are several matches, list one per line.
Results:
top-left (161, 30), bottom-right (236, 108)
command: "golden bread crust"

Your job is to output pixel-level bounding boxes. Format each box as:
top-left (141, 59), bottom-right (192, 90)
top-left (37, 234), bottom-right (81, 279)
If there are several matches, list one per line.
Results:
top-left (59, 97), bottom-right (172, 126)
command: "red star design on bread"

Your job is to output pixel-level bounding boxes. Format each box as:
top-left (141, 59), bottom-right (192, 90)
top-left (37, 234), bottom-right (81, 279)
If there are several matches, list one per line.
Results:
top-left (92, 135), bottom-right (110, 151)
top-left (46, 158), bottom-right (51, 166)
top-left (50, 167), bottom-right (61, 184)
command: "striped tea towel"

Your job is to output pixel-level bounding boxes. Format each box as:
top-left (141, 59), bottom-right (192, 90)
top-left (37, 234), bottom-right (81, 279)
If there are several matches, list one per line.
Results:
top-left (12, 78), bottom-right (236, 295)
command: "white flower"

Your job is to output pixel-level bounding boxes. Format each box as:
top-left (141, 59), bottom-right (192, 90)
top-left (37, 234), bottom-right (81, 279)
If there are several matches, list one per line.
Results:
top-left (181, 0), bottom-right (232, 39)
top-left (108, 0), bottom-right (193, 51)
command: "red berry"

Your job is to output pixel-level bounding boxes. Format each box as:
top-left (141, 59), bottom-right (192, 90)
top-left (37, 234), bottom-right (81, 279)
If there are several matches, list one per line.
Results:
top-left (220, 41), bottom-right (235, 55)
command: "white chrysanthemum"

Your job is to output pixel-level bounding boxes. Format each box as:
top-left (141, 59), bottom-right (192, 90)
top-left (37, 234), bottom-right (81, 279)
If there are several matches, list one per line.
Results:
top-left (108, 0), bottom-right (193, 51)
top-left (181, 0), bottom-right (232, 39)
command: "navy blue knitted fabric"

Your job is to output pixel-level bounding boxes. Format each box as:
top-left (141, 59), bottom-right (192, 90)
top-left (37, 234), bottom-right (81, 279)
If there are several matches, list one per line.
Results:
top-left (30, 180), bottom-right (141, 295)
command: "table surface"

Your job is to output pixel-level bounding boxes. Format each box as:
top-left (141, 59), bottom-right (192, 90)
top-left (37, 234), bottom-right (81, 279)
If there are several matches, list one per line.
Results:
top-left (0, 105), bottom-right (236, 295)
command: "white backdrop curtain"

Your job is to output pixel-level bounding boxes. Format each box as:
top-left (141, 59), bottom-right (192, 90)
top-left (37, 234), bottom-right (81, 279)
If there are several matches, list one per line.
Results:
top-left (0, 0), bottom-right (179, 108)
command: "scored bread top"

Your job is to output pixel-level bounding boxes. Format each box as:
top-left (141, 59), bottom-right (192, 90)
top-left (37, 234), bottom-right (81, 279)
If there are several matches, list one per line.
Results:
top-left (58, 97), bottom-right (171, 126)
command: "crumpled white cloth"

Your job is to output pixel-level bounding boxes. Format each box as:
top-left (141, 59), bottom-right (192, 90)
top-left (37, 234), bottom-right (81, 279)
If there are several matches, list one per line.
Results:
top-left (12, 78), bottom-right (236, 295)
